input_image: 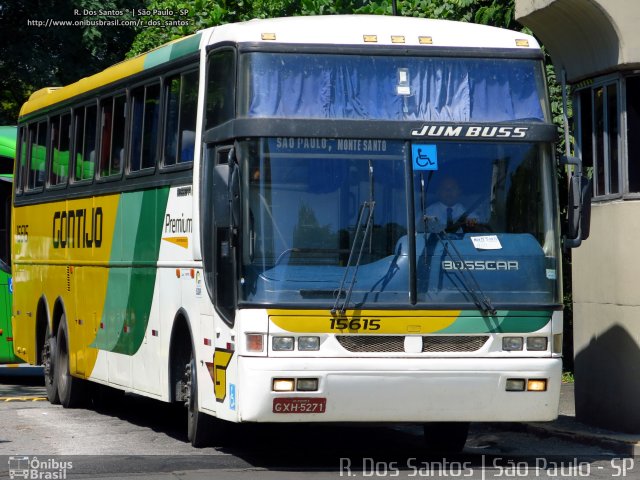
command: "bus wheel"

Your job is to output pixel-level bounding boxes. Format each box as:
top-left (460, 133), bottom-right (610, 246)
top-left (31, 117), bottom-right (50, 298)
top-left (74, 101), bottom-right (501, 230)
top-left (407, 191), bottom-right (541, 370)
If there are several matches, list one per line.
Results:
top-left (42, 323), bottom-right (60, 404)
top-left (55, 315), bottom-right (86, 408)
top-left (184, 354), bottom-right (213, 447)
top-left (423, 422), bottom-right (469, 453)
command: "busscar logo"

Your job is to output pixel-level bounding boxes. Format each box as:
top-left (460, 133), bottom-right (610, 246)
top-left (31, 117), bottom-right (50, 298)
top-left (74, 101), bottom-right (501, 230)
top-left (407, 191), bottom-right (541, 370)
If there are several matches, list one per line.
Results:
top-left (411, 125), bottom-right (528, 139)
top-left (442, 260), bottom-right (519, 271)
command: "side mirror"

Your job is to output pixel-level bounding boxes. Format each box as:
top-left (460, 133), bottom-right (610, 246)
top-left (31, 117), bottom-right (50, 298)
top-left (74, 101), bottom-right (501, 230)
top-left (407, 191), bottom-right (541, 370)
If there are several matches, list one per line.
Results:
top-left (563, 155), bottom-right (592, 248)
top-left (0, 259), bottom-right (9, 275)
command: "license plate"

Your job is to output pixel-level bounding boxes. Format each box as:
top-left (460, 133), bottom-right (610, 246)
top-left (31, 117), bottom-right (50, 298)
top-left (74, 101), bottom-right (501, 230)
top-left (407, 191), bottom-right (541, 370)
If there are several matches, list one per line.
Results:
top-left (273, 397), bottom-right (326, 414)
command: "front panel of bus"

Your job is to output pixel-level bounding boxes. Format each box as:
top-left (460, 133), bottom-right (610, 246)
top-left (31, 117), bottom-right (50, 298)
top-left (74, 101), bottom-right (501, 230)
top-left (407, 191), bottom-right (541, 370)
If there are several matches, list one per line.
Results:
top-left (201, 45), bottom-right (563, 423)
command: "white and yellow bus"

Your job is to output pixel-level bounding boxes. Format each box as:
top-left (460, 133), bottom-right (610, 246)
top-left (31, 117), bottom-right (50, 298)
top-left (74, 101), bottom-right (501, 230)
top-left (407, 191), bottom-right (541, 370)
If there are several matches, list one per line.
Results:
top-left (13, 15), bottom-right (569, 450)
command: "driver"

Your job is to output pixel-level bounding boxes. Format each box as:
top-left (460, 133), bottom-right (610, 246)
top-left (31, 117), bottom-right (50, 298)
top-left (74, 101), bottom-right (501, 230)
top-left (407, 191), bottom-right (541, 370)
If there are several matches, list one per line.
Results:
top-left (425, 176), bottom-right (478, 232)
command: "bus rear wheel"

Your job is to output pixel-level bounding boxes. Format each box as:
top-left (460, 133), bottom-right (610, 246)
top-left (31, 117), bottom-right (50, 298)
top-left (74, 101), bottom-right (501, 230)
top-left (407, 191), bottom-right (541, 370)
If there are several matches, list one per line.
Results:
top-left (55, 315), bottom-right (86, 408)
top-left (184, 354), bottom-right (214, 447)
top-left (423, 422), bottom-right (469, 453)
top-left (42, 323), bottom-right (60, 404)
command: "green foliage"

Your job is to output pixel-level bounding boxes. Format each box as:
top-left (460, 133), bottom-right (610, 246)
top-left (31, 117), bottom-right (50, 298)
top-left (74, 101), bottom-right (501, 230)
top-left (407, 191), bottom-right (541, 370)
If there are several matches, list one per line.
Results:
top-left (0, 0), bottom-right (141, 124)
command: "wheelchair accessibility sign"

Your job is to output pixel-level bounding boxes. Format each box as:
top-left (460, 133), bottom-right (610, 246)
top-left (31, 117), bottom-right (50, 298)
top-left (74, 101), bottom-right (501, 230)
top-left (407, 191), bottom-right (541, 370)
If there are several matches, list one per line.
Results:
top-left (412, 144), bottom-right (438, 171)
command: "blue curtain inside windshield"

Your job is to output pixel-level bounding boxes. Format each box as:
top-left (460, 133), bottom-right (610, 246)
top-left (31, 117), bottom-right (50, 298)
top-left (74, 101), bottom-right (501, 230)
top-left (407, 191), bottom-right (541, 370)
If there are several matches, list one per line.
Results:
top-left (244, 54), bottom-right (545, 122)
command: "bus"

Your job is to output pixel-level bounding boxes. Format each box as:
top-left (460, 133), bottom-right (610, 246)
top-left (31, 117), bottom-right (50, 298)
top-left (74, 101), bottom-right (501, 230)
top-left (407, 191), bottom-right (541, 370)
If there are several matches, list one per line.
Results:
top-left (11, 15), bottom-right (586, 450)
top-left (0, 125), bottom-right (18, 364)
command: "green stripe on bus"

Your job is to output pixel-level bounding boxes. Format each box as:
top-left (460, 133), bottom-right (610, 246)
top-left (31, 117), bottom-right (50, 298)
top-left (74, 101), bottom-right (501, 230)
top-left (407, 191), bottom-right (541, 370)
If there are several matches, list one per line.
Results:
top-left (93, 187), bottom-right (170, 354)
top-left (436, 310), bottom-right (551, 334)
top-left (144, 33), bottom-right (202, 70)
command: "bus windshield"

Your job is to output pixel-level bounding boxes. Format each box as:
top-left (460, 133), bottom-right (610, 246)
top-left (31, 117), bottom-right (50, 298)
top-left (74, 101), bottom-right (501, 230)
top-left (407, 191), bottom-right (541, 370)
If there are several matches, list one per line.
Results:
top-left (238, 138), bottom-right (560, 309)
top-left (240, 53), bottom-right (549, 123)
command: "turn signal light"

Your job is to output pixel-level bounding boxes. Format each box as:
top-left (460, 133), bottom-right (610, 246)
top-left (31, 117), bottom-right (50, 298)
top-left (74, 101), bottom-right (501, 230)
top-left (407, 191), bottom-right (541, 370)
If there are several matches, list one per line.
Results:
top-left (246, 334), bottom-right (264, 352)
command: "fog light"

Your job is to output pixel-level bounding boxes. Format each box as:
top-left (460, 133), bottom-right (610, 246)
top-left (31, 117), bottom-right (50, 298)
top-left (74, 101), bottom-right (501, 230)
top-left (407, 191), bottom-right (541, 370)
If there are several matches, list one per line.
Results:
top-left (502, 336), bottom-right (523, 351)
top-left (246, 333), bottom-right (264, 352)
top-left (506, 378), bottom-right (526, 391)
top-left (527, 379), bottom-right (547, 392)
top-left (273, 378), bottom-right (295, 392)
top-left (273, 336), bottom-right (294, 351)
top-left (298, 336), bottom-right (320, 351)
top-left (526, 337), bottom-right (548, 351)
top-left (297, 378), bottom-right (319, 391)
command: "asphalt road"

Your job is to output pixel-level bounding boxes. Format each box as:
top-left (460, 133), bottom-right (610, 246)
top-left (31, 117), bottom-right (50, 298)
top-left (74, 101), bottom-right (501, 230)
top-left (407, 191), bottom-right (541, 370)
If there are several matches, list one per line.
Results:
top-left (0, 373), bottom-right (634, 480)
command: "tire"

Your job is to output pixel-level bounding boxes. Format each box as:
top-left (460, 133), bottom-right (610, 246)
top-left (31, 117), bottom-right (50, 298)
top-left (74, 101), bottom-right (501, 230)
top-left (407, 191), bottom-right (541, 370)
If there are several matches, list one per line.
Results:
top-left (185, 354), bottom-right (214, 447)
top-left (42, 323), bottom-right (60, 404)
top-left (55, 315), bottom-right (86, 408)
top-left (423, 422), bottom-right (470, 453)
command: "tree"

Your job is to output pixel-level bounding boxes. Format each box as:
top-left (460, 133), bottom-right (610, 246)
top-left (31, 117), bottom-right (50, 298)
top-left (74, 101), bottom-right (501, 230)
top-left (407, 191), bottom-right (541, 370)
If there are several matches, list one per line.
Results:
top-left (0, 0), bottom-right (142, 124)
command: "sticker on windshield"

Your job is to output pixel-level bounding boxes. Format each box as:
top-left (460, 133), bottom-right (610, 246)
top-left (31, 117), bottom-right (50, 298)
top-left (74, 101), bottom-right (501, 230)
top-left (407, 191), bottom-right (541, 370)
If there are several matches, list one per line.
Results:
top-left (471, 235), bottom-right (502, 250)
top-left (412, 144), bottom-right (438, 170)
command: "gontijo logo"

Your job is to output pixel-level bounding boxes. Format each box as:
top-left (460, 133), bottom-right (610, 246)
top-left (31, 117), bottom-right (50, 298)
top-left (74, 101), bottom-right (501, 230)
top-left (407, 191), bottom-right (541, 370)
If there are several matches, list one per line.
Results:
top-left (52, 207), bottom-right (103, 249)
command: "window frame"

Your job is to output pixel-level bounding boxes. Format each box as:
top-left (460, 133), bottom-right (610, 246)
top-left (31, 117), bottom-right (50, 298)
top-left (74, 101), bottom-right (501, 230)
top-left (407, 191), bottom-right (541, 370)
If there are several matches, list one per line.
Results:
top-left (24, 119), bottom-right (48, 194)
top-left (70, 101), bottom-right (99, 187)
top-left (96, 92), bottom-right (127, 183)
top-left (126, 79), bottom-right (162, 179)
top-left (160, 66), bottom-right (200, 173)
top-left (46, 110), bottom-right (72, 191)
top-left (575, 74), bottom-right (624, 201)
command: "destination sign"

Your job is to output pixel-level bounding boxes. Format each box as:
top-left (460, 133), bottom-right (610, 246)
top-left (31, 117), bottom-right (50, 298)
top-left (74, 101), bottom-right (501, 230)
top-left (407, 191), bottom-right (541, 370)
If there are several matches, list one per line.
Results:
top-left (270, 137), bottom-right (404, 156)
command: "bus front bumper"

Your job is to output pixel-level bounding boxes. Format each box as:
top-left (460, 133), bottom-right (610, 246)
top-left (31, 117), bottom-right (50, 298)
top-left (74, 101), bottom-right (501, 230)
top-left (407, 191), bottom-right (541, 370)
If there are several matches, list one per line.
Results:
top-left (236, 356), bottom-right (561, 423)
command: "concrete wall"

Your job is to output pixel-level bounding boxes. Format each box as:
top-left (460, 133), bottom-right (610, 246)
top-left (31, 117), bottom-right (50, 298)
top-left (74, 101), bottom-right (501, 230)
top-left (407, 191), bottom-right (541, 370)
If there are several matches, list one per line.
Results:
top-left (516, 0), bottom-right (640, 82)
top-left (572, 202), bottom-right (640, 432)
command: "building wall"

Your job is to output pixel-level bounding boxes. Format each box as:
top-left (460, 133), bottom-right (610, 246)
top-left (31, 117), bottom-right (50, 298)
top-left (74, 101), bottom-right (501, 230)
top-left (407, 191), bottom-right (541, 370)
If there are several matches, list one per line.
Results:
top-left (517, 0), bottom-right (640, 434)
top-left (516, 0), bottom-right (640, 82)
top-left (572, 202), bottom-right (640, 432)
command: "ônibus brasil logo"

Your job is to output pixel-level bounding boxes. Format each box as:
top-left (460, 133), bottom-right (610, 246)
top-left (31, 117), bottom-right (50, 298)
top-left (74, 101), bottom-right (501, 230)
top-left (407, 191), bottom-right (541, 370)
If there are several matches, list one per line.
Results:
top-left (8, 456), bottom-right (73, 479)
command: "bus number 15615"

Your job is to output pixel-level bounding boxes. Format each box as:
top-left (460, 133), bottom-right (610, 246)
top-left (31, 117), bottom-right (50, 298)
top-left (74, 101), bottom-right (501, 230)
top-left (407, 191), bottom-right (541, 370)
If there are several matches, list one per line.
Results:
top-left (329, 318), bottom-right (381, 331)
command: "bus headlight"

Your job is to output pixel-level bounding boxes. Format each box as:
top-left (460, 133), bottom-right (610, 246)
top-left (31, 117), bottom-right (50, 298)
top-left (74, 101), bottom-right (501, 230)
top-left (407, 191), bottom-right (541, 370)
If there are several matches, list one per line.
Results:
top-left (298, 336), bottom-right (320, 351)
top-left (272, 336), bottom-right (295, 351)
top-left (502, 336), bottom-right (523, 351)
top-left (526, 337), bottom-right (548, 351)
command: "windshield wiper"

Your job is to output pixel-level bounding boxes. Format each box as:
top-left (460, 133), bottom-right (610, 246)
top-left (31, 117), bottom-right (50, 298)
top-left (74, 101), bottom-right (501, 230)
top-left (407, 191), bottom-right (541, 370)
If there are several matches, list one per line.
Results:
top-left (332, 161), bottom-right (376, 314)
top-left (418, 172), bottom-right (496, 315)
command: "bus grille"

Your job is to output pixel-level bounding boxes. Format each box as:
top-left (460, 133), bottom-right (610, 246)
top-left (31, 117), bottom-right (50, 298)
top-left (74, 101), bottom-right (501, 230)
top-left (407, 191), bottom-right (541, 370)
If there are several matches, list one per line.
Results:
top-left (335, 335), bottom-right (489, 353)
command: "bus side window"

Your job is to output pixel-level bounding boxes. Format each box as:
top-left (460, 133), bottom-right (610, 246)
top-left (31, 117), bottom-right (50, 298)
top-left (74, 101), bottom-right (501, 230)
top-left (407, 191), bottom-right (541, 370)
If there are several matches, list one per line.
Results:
top-left (49, 113), bottom-right (71, 187)
top-left (26, 121), bottom-right (46, 191)
top-left (99, 95), bottom-right (125, 178)
top-left (162, 69), bottom-right (198, 167)
top-left (129, 83), bottom-right (160, 173)
top-left (74, 104), bottom-right (97, 182)
top-left (206, 49), bottom-right (236, 129)
top-left (15, 127), bottom-right (26, 194)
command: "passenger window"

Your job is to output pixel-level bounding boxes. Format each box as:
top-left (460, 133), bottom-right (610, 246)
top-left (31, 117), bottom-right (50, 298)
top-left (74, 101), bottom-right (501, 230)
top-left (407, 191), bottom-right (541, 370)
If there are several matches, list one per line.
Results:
top-left (74, 104), bottom-right (97, 182)
top-left (206, 50), bottom-right (236, 129)
top-left (27, 121), bottom-right (47, 191)
top-left (15, 127), bottom-right (26, 194)
top-left (99, 95), bottom-right (125, 178)
top-left (49, 113), bottom-right (71, 186)
top-left (163, 70), bottom-right (198, 167)
top-left (130, 83), bottom-right (160, 172)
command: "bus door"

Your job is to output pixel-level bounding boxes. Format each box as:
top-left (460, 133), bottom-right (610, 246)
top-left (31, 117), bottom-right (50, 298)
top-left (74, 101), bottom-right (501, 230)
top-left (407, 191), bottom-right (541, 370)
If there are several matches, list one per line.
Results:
top-left (0, 176), bottom-right (14, 362)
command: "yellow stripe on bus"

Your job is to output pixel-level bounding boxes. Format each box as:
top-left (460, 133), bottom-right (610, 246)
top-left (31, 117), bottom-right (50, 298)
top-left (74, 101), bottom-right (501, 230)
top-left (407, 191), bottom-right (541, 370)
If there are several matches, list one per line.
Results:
top-left (19, 56), bottom-right (146, 118)
top-left (268, 309), bottom-right (461, 334)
